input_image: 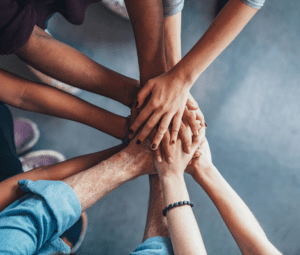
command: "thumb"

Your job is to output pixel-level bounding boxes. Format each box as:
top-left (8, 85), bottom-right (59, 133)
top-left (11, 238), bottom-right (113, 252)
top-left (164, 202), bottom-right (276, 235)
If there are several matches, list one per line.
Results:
top-left (137, 81), bottom-right (154, 108)
top-left (186, 98), bottom-right (199, 111)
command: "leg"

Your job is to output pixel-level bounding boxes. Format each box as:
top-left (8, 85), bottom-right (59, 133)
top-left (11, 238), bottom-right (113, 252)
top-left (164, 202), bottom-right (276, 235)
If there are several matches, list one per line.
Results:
top-left (0, 102), bottom-right (23, 182)
top-left (143, 174), bottom-right (169, 241)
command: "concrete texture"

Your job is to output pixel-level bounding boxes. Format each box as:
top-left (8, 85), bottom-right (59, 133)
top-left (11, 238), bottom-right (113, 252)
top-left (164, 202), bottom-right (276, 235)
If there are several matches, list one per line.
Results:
top-left (0, 0), bottom-right (299, 254)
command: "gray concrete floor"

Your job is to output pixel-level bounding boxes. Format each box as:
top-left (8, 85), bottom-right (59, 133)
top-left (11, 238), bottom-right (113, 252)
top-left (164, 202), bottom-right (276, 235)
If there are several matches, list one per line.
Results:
top-left (1, 0), bottom-right (300, 254)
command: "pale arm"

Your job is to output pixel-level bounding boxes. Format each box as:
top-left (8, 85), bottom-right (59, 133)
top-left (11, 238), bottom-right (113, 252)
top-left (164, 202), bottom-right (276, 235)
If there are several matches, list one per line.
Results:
top-left (193, 164), bottom-right (282, 255)
top-left (160, 174), bottom-right (207, 255)
top-left (0, 144), bottom-right (125, 212)
top-left (172, 0), bottom-right (258, 86)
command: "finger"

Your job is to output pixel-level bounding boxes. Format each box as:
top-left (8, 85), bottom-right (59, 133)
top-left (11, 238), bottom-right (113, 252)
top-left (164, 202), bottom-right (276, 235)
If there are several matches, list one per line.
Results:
top-left (193, 147), bottom-right (201, 158)
top-left (153, 143), bottom-right (163, 163)
top-left (195, 108), bottom-right (206, 127)
top-left (136, 81), bottom-right (154, 108)
top-left (178, 122), bottom-right (192, 154)
top-left (151, 113), bottom-right (174, 150)
top-left (184, 109), bottom-right (199, 136)
top-left (161, 130), bottom-right (173, 163)
top-left (170, 112), bottom-right (181, 145)
top-left (186, 97), bottom-right (199, 111)
top-left (191, 127), bottom-right (206, 151)
top-left (129, 105), bottom-right (154, 139)
top-left (149, 128), bottom-right (162, 163)
top-left (136, 111), bottom-right (164, 144)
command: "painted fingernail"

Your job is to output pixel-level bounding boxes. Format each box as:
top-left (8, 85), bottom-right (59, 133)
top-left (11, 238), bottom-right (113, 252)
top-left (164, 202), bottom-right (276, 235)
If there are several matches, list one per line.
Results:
top-left (171, 140), bottom-right (175, 144)
top-left (168, 157), bottom-right (173, 163)
top-left (129, 129), bottom-right (134, 134)
top-left (135, 101), bottom-right (139, 107)
top-left (157, 156), bottom-right (162, 163)
top-left (205, 122), bottom-right (207, 128)
top-left (136, 139), bottom-right (141, 145)
top-left (152, 144), bottom-right (156, 149)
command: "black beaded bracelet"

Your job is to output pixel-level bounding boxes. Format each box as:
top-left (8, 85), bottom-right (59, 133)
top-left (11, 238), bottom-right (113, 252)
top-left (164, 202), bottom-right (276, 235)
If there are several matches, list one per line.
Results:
top-left (163, 201), bottom-right (194, 217)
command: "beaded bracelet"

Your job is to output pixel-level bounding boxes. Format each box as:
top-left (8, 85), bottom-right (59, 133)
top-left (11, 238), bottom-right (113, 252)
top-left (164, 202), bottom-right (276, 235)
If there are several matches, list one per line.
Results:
top-left (163, 201), bottom-right (194, 217)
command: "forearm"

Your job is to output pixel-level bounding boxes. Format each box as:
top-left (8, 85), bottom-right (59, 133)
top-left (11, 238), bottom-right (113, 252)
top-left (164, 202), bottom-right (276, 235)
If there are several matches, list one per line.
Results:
top-left (16, 26), bottom-right (138, 106)
top-left (194, 165), bottom-right (281, 255)
top-left (143, 174), bottom-right (169, 241)
top-left (0, 144), bottom-right (125, 212)
top-left (64, 143), bottom-right (154, 211)
top-left (125, 0), bottom-right (167, 86)
top-left (172, 0), bottom-right (258, 86)
top-left (160, 173), bottom-right (206, 255)
top-left (164, 12), bottom-right (182, 70)
top-left (0, 68), bottom-right (128, 139)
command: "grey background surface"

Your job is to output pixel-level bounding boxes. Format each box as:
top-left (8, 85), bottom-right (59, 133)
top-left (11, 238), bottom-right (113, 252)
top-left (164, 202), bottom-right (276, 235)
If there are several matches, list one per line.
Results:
top-left (0, 0), bottom-right (299, 254)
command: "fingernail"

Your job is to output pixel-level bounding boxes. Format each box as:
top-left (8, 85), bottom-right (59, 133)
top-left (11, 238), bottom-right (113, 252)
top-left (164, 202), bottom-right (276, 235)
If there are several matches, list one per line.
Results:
top-left (168, 157), bottom-right (173, 163)
top-left (157, 156), bottom-right (162, 163)
top-left (136, 139), bottom-right (141, 145)
top-left (186, 147), bottom-right (191, 154)
top-left (129, 129), bottom-right (134, 134)
top-left (135, 101), bottom-right (139, 107)
top-left (152, 144), bottom-right (156, 149)
top-left (171, 140), bottom-right (175, 144)
top-left (205, 122), bottom-right (207, 128)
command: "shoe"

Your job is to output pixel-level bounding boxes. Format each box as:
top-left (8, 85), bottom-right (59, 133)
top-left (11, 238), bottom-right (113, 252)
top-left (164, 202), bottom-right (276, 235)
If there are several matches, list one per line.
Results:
top-left (19, 150), bottom-right (66, 172)
top-left (14, 118), bottom-right (40, 155)
top-left (102, 0), bottom-right (129, 20)
top-left (61, 212), bottom-right (88, 252)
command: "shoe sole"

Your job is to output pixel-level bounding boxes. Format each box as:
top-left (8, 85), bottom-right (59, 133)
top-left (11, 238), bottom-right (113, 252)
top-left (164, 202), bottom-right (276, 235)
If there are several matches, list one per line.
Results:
top-left (16, 118), bottom-right (40, 155)
top-left (19, 150), bottom-right (66, 172)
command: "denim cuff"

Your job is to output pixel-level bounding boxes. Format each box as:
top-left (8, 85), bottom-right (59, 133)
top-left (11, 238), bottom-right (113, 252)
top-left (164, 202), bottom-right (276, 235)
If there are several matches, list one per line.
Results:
top-left (131, 236), bottom-right (174, 255)
top-left (240, 0), bottom-right (265, 9)
top-left (18, 179), bottom-right (82, 239)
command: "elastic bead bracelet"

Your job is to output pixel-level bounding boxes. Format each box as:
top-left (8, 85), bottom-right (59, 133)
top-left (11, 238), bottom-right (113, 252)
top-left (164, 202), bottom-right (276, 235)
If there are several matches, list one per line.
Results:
top-left (163, 201), bottom-right (194, 217)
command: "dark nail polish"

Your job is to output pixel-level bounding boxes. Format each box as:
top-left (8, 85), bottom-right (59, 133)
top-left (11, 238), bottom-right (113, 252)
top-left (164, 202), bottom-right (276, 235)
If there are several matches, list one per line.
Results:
top-left (136, 139), bottom-right (141, 145)
top-left (152, 144), bottom-right (156, 149)
top-left (205, 122), bottom-right (207, 128)
top-left (171, 140), bottom-right (175, 144)
top-left (135, 101), bottom-right (139, 107)
top-left (129, 129), bottom-right (134, 134)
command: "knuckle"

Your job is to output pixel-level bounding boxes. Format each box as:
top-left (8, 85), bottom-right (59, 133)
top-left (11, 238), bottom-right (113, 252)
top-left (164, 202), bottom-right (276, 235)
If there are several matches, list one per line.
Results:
top-left (145, 121), bottom-right (155, 129)
top-left (150, 99), bottom-right (160, 108)
top-left (159, 123), bottom-right (168, 131)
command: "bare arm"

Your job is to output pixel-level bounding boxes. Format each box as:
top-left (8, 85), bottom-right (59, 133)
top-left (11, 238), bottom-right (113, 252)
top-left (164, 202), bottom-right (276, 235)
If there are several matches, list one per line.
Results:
top-left (16, 25), bottom-right (139, 107)
top-left (0, 68), bottom-right (128, 139)
top-left (64, 137), bottom-right (155, 211)
top-left (0, 144), bottom-right (125, 212)
top-left (171, 0), bottom-right (258, 86)
top-left (187, 139), bottom-right (282, 255)
top-left (155, 128), bottom-right (206, 255)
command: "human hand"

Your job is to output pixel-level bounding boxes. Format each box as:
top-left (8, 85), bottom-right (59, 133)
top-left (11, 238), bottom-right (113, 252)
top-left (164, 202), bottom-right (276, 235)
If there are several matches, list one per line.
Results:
top-left (129, 71), bottom-right (191, 150)
top-left (124, 130), bottom-right (156, 176)
top-left (154, 126), bottom-right (204, 179)
top-left (185, 133), bottom-right (213, 180)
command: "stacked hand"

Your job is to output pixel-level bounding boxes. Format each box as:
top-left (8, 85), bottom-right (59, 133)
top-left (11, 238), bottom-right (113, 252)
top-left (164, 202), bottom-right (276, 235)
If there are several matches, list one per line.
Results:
top-left (128, 71), bottom-right (205, 163)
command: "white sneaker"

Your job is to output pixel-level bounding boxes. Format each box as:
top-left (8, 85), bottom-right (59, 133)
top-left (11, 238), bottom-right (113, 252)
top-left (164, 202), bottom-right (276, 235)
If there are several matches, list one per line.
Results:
top-left (14, 118), bottom-right (40, 155)
top-left (20, 150), bottom-right (66, 172)
top-left (102, 0), bottom-right (129, 20)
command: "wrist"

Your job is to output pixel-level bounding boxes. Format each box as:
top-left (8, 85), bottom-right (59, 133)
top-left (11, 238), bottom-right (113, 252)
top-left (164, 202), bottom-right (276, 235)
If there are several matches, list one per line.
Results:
top-left (193, 164), bottom-right (217, 185)
top-left (170, 63), bottom-right (194, 90)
